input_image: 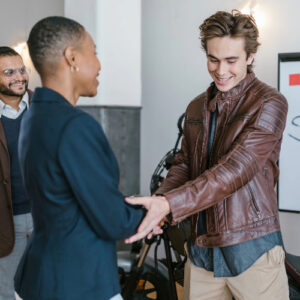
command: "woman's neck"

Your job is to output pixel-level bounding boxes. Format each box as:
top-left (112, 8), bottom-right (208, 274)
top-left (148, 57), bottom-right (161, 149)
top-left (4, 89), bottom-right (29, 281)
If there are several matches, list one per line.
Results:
top-left (41, 74), bottom-right (79, 106)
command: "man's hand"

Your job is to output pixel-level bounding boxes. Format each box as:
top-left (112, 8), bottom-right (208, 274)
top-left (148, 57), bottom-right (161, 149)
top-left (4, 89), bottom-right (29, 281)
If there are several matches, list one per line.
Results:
top-left (124, 196), bottom-right (170, 243)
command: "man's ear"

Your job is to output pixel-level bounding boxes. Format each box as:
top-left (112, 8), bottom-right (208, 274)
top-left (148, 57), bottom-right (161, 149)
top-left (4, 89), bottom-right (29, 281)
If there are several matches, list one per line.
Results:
top-left (247, 53), bottom-right (255, 65)
top-left (64, 46), bottom-right (76, 67)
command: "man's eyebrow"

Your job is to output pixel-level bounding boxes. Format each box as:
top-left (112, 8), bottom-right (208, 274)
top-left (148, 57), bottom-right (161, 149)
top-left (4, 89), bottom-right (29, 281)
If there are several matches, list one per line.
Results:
top-left (207, 54), bottom-right (239, 60)
top-left (207, 54), bottom-right (218, 60)
top-left (226, 56), bottom-right (239, 60)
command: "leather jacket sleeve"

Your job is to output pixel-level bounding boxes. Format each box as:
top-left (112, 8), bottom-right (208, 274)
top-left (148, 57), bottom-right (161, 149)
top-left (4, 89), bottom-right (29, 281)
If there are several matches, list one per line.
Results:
top-left (164, 93), bottom-right (288, 223)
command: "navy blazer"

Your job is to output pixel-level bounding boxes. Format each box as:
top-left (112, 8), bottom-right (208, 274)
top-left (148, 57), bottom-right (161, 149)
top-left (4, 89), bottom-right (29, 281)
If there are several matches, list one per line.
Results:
top-left (15, 88), bottom-right (144, 300)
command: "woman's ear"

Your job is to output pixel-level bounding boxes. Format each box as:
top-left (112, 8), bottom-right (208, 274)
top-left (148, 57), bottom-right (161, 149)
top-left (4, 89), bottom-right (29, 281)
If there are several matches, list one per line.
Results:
top-left (64, 46), bottom-right (76, 67)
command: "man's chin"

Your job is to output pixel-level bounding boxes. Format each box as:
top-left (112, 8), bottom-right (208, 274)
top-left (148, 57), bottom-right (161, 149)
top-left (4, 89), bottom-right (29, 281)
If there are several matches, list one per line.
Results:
top-left (0, 83), bottom-right (28, 98)
top-left (0, 90), bottom-right (26, 97)
top-left (214, 80), bottom-right (236, 92)
top-left (10, 89), bottom-right (27, 97)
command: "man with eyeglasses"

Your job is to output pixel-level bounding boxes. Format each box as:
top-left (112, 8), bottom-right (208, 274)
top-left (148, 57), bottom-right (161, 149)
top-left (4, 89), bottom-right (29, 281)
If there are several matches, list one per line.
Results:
top-left (0, 46), bottom-right (33, 300)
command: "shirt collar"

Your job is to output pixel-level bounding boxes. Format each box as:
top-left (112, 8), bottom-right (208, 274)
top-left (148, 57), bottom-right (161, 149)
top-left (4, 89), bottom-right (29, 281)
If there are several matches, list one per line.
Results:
top-left (22, 91), bottom-right (29, 108)
top-left (0, 91), bottom-right (30, 117)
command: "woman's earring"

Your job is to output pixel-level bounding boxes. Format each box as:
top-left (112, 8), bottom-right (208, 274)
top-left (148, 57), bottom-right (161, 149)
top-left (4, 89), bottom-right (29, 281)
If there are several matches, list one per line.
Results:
top-left (70, 66), bottom-right (79, 72)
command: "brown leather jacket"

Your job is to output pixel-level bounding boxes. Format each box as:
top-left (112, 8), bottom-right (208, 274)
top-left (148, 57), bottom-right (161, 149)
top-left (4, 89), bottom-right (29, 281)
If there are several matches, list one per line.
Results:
top-left (0, 90), bottom-right (33, 258)
top-left (156, 73), bottom-right (288, 248)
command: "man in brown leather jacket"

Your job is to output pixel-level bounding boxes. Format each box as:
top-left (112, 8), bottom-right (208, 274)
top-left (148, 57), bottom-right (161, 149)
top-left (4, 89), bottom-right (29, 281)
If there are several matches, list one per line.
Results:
top-left (126, 10), bottom-right (289, 299)
top-left (0, 47), bottom-right (33, 300)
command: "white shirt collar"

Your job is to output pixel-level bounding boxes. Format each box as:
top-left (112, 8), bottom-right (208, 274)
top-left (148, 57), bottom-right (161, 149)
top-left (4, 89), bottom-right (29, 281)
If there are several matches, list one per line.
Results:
top-left (0, 91), bottom-right (29, 118)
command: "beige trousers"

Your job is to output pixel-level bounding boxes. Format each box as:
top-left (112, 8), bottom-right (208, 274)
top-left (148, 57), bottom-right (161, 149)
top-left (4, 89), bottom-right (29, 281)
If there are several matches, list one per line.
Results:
top-left (183, 245), bottom-right (289, 300)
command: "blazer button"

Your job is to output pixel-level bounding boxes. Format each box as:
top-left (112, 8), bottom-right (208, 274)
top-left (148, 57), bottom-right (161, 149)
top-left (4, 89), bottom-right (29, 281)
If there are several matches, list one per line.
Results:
top-left (2, 179), bottom-right (8, 185)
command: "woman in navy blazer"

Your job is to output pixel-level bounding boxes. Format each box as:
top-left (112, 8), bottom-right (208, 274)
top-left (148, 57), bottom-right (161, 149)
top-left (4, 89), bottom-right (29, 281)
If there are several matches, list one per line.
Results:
top-left (15, 16), bottom-right (144, 300)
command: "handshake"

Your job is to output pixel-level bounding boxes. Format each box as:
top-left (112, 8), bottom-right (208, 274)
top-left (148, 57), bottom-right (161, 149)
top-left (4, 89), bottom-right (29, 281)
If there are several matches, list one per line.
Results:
top-left (124, 195), bottom-right (171, 244)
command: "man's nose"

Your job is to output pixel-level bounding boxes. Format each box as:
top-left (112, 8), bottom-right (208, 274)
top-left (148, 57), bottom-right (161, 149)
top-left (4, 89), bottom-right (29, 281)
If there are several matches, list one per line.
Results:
top-left (14, 70), bottom-right (23, 81)
top-left (216, 62), bottom-right (227, 76)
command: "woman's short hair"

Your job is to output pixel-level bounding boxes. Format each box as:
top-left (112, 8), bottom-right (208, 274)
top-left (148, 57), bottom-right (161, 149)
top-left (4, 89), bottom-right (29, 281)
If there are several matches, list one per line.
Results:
top-left (27, 16), bottom-right (85, 75)
top-left (199, 10), bottom-right (260, 72)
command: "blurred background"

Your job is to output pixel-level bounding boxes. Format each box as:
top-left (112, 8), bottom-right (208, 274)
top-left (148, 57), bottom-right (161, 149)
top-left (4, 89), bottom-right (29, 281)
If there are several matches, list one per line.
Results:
top-left (1, 0), bottom-right (299, 259)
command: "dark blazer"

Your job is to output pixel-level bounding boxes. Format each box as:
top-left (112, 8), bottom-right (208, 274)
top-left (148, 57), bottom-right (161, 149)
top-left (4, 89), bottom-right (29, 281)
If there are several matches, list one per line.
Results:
top-left (14, 88), bottom-right (144, 300)
top-left (0, 90), bottom-right (33, 258)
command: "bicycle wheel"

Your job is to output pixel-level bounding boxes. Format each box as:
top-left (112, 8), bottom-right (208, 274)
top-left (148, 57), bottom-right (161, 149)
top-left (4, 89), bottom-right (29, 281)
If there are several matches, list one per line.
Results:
top-left (118, 251), bottom-right (171, 300)
top-left (130, 269), bottom-right (170, 300)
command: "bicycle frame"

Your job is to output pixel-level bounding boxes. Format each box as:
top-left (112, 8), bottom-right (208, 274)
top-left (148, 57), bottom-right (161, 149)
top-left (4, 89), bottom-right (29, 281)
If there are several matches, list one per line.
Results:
top-left (121, 224), bottom-right (183, 300)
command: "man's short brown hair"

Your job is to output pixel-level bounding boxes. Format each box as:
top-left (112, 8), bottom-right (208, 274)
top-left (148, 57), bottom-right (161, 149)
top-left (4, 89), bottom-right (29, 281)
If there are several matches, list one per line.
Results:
top-left (199, 10), bottom-right (260, 72)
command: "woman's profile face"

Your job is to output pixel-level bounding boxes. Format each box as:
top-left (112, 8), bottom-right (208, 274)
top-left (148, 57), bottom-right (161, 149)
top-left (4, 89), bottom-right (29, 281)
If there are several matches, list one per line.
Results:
top-left (74, 31), bottom-right (101, 98)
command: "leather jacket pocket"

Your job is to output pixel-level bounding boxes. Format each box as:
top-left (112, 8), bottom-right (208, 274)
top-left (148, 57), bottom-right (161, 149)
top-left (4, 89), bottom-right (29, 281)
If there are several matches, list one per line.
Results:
top-left (246, 183), bottom-right (262, 220)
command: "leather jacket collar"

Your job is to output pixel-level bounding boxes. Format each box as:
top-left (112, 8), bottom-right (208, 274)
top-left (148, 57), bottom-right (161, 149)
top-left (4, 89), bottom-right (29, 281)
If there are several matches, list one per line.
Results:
top-left (208, 72), bottom-right (256, 112)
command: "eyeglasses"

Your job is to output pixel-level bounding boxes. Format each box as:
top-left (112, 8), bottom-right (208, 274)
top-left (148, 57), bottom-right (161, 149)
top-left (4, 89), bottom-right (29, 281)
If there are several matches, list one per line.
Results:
top-left (2, 66), bottom-right (28, 77)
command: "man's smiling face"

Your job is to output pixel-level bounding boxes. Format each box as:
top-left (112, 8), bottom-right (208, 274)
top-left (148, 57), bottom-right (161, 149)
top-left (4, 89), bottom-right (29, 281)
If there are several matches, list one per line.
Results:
top-left (0, 55), bottom-right (29, 98)
top-left (206, 36), bottom-right (254, 92)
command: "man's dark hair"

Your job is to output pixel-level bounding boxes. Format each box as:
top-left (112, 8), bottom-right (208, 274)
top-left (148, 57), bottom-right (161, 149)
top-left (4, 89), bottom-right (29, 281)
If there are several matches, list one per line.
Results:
top-left (200, 10), bottom-right (260, 73)
top-left (0, 47), bottom-right (20, 57)
top-left (27, 16), bottom-right (85, 75)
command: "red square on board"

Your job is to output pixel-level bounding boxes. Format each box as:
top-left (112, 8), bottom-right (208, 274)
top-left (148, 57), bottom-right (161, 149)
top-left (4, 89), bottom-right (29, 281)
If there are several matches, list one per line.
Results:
top-left (289, 74), bottom-right (300, 86)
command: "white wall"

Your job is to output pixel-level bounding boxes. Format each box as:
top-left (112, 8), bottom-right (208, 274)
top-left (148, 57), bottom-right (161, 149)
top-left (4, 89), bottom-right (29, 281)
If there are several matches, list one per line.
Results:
top-left (0, 0), bottom-right (64, 90)
top-left (65, 0), bottom-right (142, 106)
top-left (141, 0), bottom-right (300, 255)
